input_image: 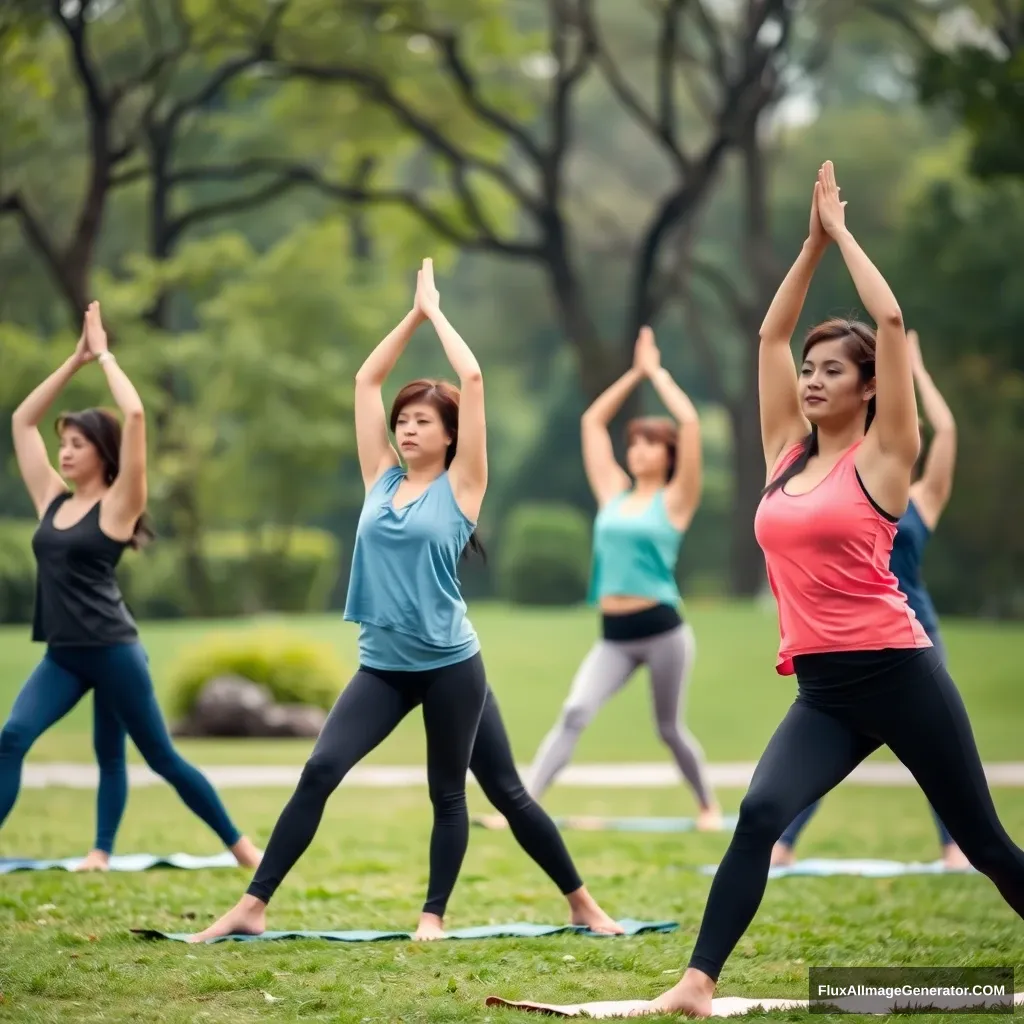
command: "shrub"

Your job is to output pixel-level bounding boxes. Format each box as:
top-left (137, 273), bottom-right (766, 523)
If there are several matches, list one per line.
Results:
top-left (0, 519), bottom-right (40, 625)
top-left (168, 629), bottom-right (348, 717)
top-left (497, 503), bottom-right (592, 606)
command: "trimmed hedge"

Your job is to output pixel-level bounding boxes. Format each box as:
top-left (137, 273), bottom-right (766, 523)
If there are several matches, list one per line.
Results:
top-left (497, 503), bottom-right (592, 606)
top-left (0, 520), bottom-right (341, 622)
top-left (168, 629), bottom-right (347, 717)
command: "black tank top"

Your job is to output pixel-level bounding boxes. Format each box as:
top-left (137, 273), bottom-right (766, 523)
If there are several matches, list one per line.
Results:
top-left (31, 492), bottom-right (138, 646)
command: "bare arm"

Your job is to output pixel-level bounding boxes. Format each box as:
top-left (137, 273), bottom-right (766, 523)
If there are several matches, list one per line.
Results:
top-left (80, 305), bottom-right (147, 538)
top-left (908, 332), bottom-right (956, 526)
top-left (11, 353), bottom-right (80, 517)
top-left (417, 260), bottom-right (487, 520)
top-left (353, 308), bottom-right (421, 490)
top-left (819, 163), bottom-right (918, 468)
top-left (581, 368), bottom-right (640, 508)
top-left (650, 368), bottom-right (702, 529)
top-left (758, 183), bottom-right (827, 474)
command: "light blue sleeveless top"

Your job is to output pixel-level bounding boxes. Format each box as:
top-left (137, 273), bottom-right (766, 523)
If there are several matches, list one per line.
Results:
top-left (587, 489), bottom-right (683, 606)
top-left (343, 466), bottom-right (479, 671)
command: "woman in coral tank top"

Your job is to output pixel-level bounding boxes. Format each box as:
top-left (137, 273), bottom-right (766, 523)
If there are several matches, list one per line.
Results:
top-left (643, 162), bottom-right (1024, 1017)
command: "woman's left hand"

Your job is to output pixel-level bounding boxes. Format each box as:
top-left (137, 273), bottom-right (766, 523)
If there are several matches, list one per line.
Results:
top-left (633, 325), bottom-right (661, 377)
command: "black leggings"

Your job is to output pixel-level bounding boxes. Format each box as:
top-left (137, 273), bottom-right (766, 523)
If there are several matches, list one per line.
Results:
top-left (248, 653), bottom-right (487, 915)
top-left (689, 647), bottom-right (1024, 982)
top-left (471, 686), bottom-right (583, 895)
top-left (247, 654), bottom-right (583, 915)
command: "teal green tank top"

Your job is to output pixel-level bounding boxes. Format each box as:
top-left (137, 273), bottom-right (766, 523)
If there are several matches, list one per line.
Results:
top-left (587, 490), bottom-right (683, 606)
top-left (343, 466), bottom-right (480, 671)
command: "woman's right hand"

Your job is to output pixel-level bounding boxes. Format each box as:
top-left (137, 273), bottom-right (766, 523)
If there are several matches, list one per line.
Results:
top-left (816, 160), bottom-right (848, 239)
top-left (71, 311), bottom-right (93, 368)
top-left (808, 178), bottom-right (829, 250)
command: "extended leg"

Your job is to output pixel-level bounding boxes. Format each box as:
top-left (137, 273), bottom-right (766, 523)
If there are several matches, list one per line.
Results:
top-left (470, 687), bottom-right (622, 933)
top-left (87, 689), bottom-right (128, 861)
top-left (0, 655), bottom-right (87, 831)
top-left (525, 641), bottom-right (637, 799)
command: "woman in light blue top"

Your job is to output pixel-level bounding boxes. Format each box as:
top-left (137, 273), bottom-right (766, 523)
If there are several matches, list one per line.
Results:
top-left (193, 260), bottom-right (619, 944)
top-left (526, 327), bottom-right (721, 828)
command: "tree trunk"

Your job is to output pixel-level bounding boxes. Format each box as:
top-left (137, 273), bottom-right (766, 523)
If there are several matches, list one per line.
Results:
top-left (147, 128), bottom-right (213, 612)
top-left (727, 392), bottom-right (766, 596)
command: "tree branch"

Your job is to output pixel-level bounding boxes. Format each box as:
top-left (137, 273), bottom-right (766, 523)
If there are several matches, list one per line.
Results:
top-left (548, 0), bottom-right (597, 172)
top-left (0, 192), bottom-right (73, 306)
top-left (164, 159), bottom-right (543, 257)
top-left (657, 0), bottom-right (687, 145)
top-left (279, 61), bottom-right (542, 215)
top-left (578, 0), bottom-right (690, 173)
top-left (52, 0), bottom-right (107, 118)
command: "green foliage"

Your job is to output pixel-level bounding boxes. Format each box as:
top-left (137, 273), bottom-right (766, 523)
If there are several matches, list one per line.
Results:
top-left (131, 527), bottom-right (341, 620)
top-left (497, 503), bottom-right (592, 606)
top-left (0, 519), bottom-right (38, 624)
top-left (167, 629), bottom-right (347, 717)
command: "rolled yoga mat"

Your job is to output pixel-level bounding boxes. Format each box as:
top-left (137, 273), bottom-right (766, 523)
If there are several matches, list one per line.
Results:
top-left (698, 857), bottom-right (978, 879)
top-left (133, 918), bottom-right (678, 944)
top-left (0, 852), bottom-right (239, 875)
top-left (473, 815), bottom-right (737, 833)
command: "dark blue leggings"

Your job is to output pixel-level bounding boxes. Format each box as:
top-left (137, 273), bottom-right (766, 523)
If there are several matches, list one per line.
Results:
top-left (0, 643), bottom-right (241, 853)
top-left (776, 631), bottom-right (954, 850)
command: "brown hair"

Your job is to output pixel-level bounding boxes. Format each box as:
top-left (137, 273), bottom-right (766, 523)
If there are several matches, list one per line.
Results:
top-left (626, 416), bottom-right (678, 482)
top-left (56, 408), bottom-right (155, 549)
top-left (389, 379), bottom-right (485, 560)
top-left (763, 318), bottom-right (877, 497)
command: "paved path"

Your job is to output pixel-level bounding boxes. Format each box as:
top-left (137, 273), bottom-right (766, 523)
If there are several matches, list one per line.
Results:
top-left (20, 761), bottom-right (1024, 789)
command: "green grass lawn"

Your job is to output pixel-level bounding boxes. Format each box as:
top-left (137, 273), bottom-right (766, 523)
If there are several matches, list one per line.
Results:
top-left (2, 601), bottom-right (1022, 767)
top-left (1, 785), bottom-right (1022, 1023)
top-left (1, 604), bottom-right (1022, 1021)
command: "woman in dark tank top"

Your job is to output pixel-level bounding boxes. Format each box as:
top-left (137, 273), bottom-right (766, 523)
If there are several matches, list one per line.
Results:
top-left (0, 302), bottom-right (260, 871)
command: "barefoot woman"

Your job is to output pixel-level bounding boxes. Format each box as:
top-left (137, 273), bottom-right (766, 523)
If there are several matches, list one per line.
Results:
top-left (192, 261), bottom-right (617, 943)
top-left (643, 162), bottom-right (1024, 1017)
top-left (0, 303), bottom-right (260, 871)
top-left (526, 327), bottom-right (720, 829)
top-left (771, 327), bottom-right (968, 871)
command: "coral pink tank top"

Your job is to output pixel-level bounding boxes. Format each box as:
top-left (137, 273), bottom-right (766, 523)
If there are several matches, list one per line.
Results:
top-left (754, 440), bottom-right (931, 675)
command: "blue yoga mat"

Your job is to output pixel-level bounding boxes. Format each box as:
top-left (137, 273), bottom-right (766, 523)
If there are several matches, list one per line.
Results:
top-left (473, 815), bottom-right (737, 833)
top-left (0, 852), bottom-right (239, 875)
top-left (699, 858), bottom-right (979, 879)
top-left (132, 918), bottom-right (679, 944)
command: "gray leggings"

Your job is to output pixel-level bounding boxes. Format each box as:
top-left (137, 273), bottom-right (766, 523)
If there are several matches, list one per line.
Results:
top-left (526, 624), bottom-right (715, 807)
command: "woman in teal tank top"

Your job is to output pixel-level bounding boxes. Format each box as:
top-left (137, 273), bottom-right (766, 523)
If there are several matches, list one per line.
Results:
top-left (526, 327), bottom-right (721, 829)
top-left (193, 261), bottom-right (619, 944)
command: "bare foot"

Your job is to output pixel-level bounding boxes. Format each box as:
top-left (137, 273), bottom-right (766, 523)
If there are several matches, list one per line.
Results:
top-left (73, 849), bottom-right (110, 872)
top-left (188, 894), bottom-right (267, 943)
top-left (770, 842), bottom-right (795, 867)
top-left (230, 836), bottom-right (262, 869)
top-left (631, 968), bottom-right (716, 1018)
top-left (695, 806), bottom-right (723, 832)
top-left (942, 843), bottom-right (971, 870)
top-left (477, 814), bottom-right (508, 830)
top-left (567, 886), bottom-right (625, 935)
top-left (414, 912), bottom-right (445, 940)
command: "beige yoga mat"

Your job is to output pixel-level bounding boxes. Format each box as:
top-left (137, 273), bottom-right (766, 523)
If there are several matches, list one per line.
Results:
top-left (485, 991), bottom-right (1024, 1017)
top-left (484, 996), bottom-right (807, 1017)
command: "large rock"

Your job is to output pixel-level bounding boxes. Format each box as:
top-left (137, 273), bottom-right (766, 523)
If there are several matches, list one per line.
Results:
top-left (172, 676), bottom-right (326, 738)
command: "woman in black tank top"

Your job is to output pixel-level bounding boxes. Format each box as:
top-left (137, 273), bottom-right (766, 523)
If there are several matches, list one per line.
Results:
top-left (0, 302), bottom-right (260, 871)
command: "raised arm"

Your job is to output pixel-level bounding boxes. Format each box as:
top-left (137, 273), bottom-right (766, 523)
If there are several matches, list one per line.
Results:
top-left (580, 343), bottom-right (643, 508)
top-left (638, 329), bottom-right (702, 529)
top-left (84, 304), bottom-right (147, 539)
top-left (907, 330), bottom-right (956, 527)
top-left (353, 303), bottom-right (422, 491)
top-left (818, 161), bottom-right (919, 468)
top-left (415, 259), bottom-right (487, 522)
top-left (11, 318), bottom-right (86, 517)
top-left (758, 181), bottom-right (826, 475)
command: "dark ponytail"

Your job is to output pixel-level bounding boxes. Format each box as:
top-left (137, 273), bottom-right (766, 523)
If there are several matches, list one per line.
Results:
top-left (762, 318), bottom-right (878, 498)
